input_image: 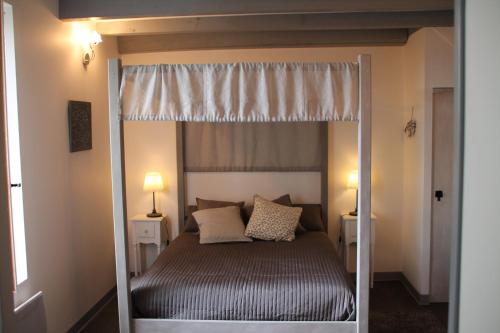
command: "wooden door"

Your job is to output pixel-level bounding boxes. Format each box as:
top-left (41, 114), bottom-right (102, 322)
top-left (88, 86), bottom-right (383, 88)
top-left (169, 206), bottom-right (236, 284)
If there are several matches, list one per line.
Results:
top-left (430, 88), bottom-right (454, 302)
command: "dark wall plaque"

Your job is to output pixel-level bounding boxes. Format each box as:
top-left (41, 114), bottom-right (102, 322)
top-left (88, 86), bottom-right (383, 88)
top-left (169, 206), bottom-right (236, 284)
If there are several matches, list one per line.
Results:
top-left (68, 101), bottom-right (92, 152)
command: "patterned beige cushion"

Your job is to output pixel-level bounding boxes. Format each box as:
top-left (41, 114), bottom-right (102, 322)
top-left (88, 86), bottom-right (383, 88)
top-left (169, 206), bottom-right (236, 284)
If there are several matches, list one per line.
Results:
top-left (245, 195), bottom-right (303, 242)
top-left (193, 206), bottom-right (252, 244)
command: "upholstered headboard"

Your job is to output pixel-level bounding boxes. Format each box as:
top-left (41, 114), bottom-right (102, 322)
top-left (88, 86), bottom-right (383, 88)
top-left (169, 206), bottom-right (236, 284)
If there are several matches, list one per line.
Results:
top-left (176, 122), bottom-right (329, 233)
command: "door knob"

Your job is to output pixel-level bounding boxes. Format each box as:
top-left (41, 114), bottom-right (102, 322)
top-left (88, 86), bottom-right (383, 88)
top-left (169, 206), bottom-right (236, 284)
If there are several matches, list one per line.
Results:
top-left (435, 190), bottom-right (444, 201)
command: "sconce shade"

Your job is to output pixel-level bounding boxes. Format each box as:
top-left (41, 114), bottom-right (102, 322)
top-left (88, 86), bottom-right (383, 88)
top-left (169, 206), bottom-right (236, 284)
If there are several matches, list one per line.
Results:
top-left (143, 172), bottom-right (164, 192)
top-left (347, 170), bottom-right (359, 189)
top-left (89, 30), bottom-right (102, 45)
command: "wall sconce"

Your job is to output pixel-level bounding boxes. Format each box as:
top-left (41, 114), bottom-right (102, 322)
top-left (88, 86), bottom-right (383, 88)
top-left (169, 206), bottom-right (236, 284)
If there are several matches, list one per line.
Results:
top-left (82, 30), bottom-right (102, 66)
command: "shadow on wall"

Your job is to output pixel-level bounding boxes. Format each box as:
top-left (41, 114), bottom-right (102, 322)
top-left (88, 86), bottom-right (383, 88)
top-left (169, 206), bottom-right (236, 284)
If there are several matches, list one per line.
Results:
top-left (14, 292), bottom-right (47, 333)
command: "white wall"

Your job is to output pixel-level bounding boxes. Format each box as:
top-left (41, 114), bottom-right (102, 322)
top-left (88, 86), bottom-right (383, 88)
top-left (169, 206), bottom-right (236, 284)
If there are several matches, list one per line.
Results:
top-left (9, 0), bottom-right (118, 331)
top-left (401, 27), bottom-right (454, 295)
top-left (459, 1), bottom-right (500, 331)
top-left (122, 46), bottom-right (406, 274)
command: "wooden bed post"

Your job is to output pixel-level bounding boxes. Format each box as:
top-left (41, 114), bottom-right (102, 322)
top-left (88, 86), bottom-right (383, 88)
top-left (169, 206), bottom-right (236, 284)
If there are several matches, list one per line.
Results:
top-left (176, 122), bottom-right (185, 234)
top-left (108, 58), bottom-right (132, 333)
top-left (356, 54), bottom-right (371, 333)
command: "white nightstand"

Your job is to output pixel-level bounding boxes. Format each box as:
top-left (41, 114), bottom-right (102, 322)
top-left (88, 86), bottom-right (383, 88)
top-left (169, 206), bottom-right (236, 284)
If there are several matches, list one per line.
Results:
top-left (340, 213), bottom-right (377, 287)
top-left (131, 214), bottom-right (169, 276)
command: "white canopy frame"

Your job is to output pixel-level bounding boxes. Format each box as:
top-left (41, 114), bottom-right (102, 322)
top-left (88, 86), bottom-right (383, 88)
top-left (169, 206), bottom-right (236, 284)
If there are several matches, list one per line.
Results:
top-left (107, 54), bottom-right (371, 333)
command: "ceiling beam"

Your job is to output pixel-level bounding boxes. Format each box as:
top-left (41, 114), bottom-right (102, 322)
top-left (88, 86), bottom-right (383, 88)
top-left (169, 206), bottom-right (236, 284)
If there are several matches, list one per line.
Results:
top-left (59, 0), bottom-right (453, 20)
top-left (97, 11), bottom-right (453, 36)
top-left (117, 29), bottom-right (409, 54)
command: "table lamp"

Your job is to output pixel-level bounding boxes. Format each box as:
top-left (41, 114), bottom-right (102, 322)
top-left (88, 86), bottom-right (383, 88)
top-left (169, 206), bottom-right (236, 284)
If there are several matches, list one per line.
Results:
top-left (143, 172), bottom-right (164, 218)
top-left (347, 170), bottom-right (358, 216)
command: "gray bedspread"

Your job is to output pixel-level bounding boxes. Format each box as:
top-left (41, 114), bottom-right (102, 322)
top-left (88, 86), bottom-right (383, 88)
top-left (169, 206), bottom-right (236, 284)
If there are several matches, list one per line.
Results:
top-left (131, 232), bottom-right (355, 321)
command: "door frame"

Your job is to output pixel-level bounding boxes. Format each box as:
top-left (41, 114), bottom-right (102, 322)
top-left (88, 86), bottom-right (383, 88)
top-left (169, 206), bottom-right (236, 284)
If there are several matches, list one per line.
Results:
top-left (0, 0), bottom-right (18, 331)
top-left (447, 0), bottom-right (465, 332)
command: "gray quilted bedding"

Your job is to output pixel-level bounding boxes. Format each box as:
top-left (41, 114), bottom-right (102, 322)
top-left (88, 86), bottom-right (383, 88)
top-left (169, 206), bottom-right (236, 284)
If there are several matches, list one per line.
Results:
top-left (131, 231), bottom-right (355, 321)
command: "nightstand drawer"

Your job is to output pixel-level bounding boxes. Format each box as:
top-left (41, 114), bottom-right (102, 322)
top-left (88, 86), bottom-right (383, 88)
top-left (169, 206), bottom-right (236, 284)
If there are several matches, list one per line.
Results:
top-left (135, 223), bottom-right (156, 239)
top-left (340, 219), bottom-right (358, 244)
top-left (348, 226), bottom-right (358, 243)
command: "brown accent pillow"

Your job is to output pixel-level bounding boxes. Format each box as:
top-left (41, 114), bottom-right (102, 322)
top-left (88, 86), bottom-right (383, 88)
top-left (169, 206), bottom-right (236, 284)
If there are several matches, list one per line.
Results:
top-left (272, 194), bottom-right (293, 206)
top-left (197, 198), bottom-right (245, 211)
top-left (245, 195), bottom-right (302, 242)
top-left (193, 206), bottom-right (252, 244)
top-left (242, 194), bottom-right (292, 222)
top-left (184, 206), bottom-right (199, 232)
top-left (184, 198), bottom-right (245, 233)
top-left (293, 204), bottom-right (325, 231)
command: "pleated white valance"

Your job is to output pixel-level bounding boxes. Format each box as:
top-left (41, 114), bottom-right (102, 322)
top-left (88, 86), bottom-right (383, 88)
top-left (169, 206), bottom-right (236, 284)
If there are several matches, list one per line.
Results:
top-left (119, 62), bottom-right (359, 122)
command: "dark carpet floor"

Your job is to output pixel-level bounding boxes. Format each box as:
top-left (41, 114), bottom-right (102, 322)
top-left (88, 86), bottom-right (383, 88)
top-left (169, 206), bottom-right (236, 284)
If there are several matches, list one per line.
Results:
top-left (369, 282), bottom-right (447, 333)
top-left (80, 281), bottom-right (448, 333)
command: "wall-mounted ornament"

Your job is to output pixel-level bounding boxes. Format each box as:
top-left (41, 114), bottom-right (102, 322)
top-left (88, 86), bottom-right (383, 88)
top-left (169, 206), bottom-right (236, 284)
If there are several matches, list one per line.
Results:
top-left (404, 107), bottom-right (417, 138)
top-left (68, 101), bottom-right (92, 152)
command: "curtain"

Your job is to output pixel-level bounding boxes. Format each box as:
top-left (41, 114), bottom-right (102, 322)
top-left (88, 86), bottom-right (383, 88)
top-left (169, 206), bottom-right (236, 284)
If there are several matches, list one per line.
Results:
top-left (183, 122), bottom-right (324, 172)
top-left (120, 62), bottom-right (359, 122)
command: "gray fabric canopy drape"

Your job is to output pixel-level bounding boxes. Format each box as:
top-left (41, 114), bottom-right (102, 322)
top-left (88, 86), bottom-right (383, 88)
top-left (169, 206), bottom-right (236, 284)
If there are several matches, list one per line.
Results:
top-left (183, 122), bottom-right (325, 172)
top-left (119, 62), bottom-right (359, 122)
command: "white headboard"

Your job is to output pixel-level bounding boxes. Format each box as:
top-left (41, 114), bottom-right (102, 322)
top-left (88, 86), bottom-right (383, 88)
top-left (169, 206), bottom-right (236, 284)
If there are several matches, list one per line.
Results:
top-left (186, 171), bottom-right (321, 206)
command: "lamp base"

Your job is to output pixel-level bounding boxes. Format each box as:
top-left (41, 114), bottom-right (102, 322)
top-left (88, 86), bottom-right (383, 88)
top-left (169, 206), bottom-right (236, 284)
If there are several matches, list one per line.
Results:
top-left (147, 212), bottom-right (162, 218)
top-left (349, 210), bottom-right (358, 216)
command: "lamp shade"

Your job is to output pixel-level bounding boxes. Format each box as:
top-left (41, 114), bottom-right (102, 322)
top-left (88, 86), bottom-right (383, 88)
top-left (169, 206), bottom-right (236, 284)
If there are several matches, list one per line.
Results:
top-left (347, 170), bottom-right (358, 189)
top-left (143, 172), bottom-right (164, 192)
top-left (89, 30), bottom-right (102, 45)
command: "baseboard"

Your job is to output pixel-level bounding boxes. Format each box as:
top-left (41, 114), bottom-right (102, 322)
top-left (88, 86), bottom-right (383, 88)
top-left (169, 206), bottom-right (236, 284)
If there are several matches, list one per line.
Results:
top-left (349, 271), bottom-right (430, 305)
top-left (399, 273), bottom-right (430, 306)
top-left (374, 271), bottom-right (403, 281)
top-left (68, 286), bottom-right (117, 333)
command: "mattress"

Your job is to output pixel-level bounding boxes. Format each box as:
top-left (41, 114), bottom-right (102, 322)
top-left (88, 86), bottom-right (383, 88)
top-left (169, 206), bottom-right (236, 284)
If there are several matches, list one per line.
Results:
top-left (131, 231), bottom-right (356, 321)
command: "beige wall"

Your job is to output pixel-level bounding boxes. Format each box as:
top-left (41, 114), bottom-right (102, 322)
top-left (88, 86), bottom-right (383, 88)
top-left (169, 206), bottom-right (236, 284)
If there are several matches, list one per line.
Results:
top-left (401, 27), bottom-right (454, 295)
top-left (402, 29), bottom-right (427, 294)
top-left (10, 0), bottom-right (118, 331)
top-left (122, 46), bottom-right (406, 273)
top-left (459, 0), bottom-right (500, 331)
top-left (123, 121), bottom-right (179, 268)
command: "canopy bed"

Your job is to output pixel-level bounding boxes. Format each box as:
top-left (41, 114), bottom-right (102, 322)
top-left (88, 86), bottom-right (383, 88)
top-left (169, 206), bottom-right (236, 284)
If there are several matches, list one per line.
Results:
top-left (108, 55), bottom-right (371, 333)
